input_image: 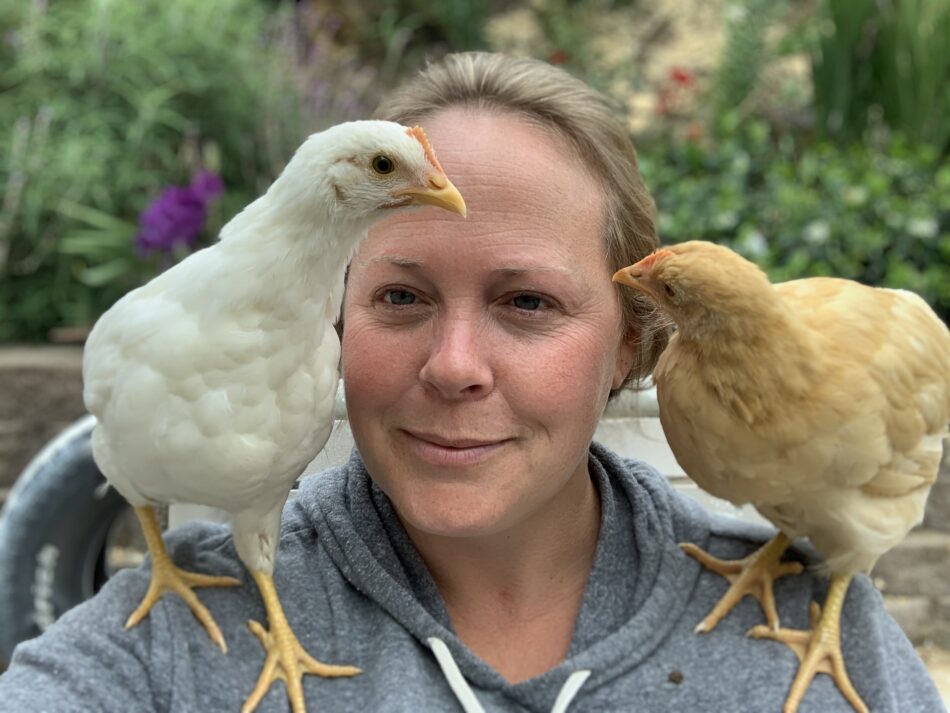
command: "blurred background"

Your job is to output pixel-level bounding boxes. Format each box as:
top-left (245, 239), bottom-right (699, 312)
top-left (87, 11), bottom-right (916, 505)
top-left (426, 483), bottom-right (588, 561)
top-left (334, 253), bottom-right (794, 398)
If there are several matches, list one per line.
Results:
top-left (0, 0), bottom-right (947, 691)
top-left (1, 0), bottom-right (948, 344)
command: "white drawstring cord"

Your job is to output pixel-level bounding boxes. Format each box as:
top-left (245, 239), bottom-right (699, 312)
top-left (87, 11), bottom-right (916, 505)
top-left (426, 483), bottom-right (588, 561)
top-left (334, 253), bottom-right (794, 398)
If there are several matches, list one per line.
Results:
top-left (550, 670), bottom-right (591, 713)
top-left (427, 637), bottom-right (591, 713)
top-left (428, 637), bottom-right (487, 713)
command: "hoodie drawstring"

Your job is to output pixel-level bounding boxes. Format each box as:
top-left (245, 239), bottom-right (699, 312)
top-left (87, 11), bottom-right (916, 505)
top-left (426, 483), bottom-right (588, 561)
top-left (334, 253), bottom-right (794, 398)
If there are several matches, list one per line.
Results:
top-left (427, 637), bottom-right (591, 713)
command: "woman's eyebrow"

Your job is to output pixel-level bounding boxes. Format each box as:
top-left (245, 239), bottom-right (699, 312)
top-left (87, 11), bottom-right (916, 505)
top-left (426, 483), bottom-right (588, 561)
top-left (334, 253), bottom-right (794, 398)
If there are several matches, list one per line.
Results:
top-left (365, 257), bottom-right (575, 279)
top-left (494, 266), bottom-right (575, 278)
top-left (368, 255), bottom-right (424, 270)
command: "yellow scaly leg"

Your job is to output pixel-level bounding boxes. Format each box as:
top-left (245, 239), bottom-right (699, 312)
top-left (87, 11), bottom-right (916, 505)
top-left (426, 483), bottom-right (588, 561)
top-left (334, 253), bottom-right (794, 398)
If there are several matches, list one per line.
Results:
top-left (126, 505), bottom-right (241, 652)
top-left (242, 570), bottom-right (361, 713)
top-left (748, 573), bottom-right (868, 713)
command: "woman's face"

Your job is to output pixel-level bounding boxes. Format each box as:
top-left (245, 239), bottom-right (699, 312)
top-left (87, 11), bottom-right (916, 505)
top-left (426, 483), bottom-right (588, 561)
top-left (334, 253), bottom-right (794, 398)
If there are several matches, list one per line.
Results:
top-left (342, 108), bottom-right (635, 539)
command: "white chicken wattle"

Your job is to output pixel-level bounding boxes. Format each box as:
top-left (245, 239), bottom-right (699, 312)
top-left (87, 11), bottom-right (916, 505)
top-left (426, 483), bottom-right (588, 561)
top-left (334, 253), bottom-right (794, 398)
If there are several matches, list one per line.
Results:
top-left (82, 120), bottom-right (465, 713)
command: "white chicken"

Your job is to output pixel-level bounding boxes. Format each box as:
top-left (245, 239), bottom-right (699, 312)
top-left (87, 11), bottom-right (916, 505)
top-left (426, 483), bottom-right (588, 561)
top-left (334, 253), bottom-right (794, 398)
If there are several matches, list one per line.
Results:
top-left (613, 241), bottom-right (950, 713)
top-left (82, 121), bottom-right (466, 713)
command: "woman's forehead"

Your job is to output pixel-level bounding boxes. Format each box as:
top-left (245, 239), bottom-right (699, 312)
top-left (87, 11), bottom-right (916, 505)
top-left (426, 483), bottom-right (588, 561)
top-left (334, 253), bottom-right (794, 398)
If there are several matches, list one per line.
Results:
top-left (421, 107), bottom-right (601, 202)
top-left (363, 109), bottom-right (606, 268)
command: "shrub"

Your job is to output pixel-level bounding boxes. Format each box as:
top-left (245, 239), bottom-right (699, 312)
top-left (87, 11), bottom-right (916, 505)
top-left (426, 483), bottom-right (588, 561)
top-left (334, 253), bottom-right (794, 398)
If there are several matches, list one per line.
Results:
top-left (638, 116), bottom-right (950, 321)
top-left (809, 0), bottom-right (950, 152)
top-left (0, 0), bottom-right (375, 342)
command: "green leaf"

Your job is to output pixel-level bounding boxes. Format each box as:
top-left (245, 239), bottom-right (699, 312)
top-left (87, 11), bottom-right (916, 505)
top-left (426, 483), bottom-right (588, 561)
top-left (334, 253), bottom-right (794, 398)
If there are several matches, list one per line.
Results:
top-left (77, 258), bottom-right (136, 287)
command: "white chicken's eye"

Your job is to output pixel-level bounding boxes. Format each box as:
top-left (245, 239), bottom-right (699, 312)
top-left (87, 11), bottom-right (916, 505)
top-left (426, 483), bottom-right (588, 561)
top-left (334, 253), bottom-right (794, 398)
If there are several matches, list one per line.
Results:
top-left (372, 155), bottom-right (395, 174)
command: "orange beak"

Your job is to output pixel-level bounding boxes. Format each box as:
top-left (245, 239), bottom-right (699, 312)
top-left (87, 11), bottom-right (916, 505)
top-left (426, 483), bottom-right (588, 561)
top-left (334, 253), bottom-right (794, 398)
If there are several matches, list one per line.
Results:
top-left (612, 249), bottom-right (673, 293)
top-left (392, 172), bottom-right (467, 217)
top-left (394, 125), bottom-right (467, 217)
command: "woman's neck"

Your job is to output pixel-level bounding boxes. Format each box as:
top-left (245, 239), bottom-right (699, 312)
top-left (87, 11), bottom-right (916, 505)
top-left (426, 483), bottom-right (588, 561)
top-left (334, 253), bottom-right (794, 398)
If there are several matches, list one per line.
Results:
top-left (403, 463), bottom-right (601, 681)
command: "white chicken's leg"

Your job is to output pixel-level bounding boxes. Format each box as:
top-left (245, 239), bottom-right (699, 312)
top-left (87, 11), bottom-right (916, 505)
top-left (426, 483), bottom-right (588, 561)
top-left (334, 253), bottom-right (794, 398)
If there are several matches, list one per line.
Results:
top-left (242, 570), bottom-right (361, 713)
top-left (126, 505), bottom-right (241, 652)
top-left (681, 532), bottom-right (803, 632)
top-left (748, 574), bottom-right (868, 713)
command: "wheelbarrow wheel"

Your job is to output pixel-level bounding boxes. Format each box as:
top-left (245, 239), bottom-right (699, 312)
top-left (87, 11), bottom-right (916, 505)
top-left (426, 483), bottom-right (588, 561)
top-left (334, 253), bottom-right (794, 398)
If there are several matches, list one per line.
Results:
top-left (0, 416), bottom-right (133, 665)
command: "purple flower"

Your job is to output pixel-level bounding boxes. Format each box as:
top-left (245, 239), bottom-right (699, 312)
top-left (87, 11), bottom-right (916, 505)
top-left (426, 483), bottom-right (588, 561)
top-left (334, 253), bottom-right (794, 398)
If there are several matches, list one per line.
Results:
top-left (135, 171), bottom-right (224, 257)
top-left (189, 170), bottom-right (224, 202)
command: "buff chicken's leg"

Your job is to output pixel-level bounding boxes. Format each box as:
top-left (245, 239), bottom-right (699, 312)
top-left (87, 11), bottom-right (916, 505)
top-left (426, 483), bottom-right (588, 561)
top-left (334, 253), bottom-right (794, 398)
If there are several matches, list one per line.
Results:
top-left (681, 532), bottom-right (803, 632)
top-left (748, 573), bottom-right (868, 713)
top-left (242, 570), bottom-right (361, 713)
top-left (126, 505), bottom-right (241, 652)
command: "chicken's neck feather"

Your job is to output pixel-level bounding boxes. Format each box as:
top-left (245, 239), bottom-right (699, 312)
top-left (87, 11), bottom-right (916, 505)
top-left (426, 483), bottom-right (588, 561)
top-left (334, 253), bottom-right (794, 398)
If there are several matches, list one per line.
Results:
top-left (207, 184), bottom-right (371, 318)
top-left (672, 293), bottom-right (824, 424)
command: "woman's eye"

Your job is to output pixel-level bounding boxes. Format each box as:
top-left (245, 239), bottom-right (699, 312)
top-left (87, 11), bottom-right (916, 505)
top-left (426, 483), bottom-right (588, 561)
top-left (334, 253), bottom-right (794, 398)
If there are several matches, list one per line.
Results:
top-left (383, 289), bottom-right (416, 306)
top-left (512, 294), bottom-right (544, 311)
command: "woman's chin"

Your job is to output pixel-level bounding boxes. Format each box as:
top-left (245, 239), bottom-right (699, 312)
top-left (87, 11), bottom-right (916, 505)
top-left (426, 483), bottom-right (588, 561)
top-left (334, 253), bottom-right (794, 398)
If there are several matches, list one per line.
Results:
top-left (394, 496), bottom-right (515, 540)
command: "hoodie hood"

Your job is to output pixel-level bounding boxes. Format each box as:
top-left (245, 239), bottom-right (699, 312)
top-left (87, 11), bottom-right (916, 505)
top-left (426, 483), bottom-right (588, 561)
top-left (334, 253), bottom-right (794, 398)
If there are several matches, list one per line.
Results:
top-left (287, 442), bottom-right (712, 709)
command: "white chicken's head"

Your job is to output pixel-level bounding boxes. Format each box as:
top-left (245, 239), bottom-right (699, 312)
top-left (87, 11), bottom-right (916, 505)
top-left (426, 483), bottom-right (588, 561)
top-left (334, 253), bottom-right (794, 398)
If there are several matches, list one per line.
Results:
top-left (279, 120), bottom-right (466, 223)
top-left (612, 240), bottom-right (774, 335)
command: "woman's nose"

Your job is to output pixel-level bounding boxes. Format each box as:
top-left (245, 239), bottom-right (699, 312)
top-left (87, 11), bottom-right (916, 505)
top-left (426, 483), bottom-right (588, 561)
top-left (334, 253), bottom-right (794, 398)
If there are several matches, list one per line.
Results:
top-left (419, 315), bottom-right (493, 400)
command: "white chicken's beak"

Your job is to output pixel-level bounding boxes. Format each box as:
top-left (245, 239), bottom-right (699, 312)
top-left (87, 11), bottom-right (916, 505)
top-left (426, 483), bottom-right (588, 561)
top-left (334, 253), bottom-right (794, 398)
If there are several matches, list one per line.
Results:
top-left (392, 173), bottom-right (467, 217)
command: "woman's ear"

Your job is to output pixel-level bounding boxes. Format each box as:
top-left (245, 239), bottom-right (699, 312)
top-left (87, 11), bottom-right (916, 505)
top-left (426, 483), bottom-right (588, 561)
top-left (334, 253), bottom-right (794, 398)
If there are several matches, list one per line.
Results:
top-left (611, 329), bottom-right (638, 390)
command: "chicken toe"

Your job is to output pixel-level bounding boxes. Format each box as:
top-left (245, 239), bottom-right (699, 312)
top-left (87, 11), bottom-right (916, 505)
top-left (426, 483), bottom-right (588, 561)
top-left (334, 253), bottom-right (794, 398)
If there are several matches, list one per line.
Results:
top-left (682, 532), bottom-right (802, 632)
top-left (242, 570), bottom-right (361, 713)
top-left (126, 506), bottom-right (241, 653)
top-left (748, 574), bottom-right (868, 713)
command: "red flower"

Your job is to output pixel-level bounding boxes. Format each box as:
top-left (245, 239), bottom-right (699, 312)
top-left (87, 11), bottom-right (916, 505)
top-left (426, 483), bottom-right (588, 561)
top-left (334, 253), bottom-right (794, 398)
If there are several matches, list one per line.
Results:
top-left (669, 67), bottom-right (694, 87)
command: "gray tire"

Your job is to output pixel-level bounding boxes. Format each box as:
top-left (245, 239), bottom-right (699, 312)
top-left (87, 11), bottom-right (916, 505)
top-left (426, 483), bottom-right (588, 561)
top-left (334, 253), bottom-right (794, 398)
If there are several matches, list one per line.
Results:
top-left (0, 416), bottom-right (128, 665)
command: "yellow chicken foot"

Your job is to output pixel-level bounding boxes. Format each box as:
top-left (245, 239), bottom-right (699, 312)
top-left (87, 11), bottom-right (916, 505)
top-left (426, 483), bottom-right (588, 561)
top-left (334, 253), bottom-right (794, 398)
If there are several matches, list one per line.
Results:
top-left (126, 505), bottom-right (241, 653)
top-left (242, 570), bottom-right (361, 713)
top-left (681, 532), bottom-right (802, 632)
top-left (748, 574), bottom-right (868, 713)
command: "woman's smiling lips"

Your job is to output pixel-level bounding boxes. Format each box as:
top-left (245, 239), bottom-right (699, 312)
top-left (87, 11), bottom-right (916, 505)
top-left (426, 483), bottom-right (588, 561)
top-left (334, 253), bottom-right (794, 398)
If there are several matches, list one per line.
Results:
top-left (401, 430), bottom-right (510, 467)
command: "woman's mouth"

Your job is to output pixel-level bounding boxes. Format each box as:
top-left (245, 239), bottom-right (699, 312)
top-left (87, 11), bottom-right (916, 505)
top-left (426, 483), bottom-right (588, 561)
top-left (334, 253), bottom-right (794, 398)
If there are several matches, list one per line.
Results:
top-left (402, 431), bottom-right (509, 467)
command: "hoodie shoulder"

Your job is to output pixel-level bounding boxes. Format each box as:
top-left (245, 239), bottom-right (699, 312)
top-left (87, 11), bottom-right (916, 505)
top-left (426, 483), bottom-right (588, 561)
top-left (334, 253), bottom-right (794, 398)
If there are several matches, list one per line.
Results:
top-left (283, 459), bottom-right (352, 531)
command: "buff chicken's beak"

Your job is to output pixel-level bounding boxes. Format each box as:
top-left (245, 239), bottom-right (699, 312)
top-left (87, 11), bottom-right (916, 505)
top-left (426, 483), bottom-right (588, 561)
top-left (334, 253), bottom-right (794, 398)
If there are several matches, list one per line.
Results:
top-left (612, 249), bottom-right (673, 295)
top-left (393, 173), bottom-right (467, 217)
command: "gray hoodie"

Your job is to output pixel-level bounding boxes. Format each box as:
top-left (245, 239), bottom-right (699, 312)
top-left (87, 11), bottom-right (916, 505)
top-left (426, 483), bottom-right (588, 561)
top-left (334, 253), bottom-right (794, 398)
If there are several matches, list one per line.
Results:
top-left (0, 443), bottom-right (943, 712)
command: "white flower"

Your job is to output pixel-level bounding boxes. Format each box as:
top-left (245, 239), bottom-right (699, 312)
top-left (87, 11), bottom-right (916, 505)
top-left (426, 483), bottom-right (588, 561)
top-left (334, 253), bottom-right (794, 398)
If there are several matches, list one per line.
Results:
top-left (738, 229), bottom-right (768, 258)
top-left (803, 220), bottom-right (830, 245)
top-left (906, 216), bottom-right (938, 239)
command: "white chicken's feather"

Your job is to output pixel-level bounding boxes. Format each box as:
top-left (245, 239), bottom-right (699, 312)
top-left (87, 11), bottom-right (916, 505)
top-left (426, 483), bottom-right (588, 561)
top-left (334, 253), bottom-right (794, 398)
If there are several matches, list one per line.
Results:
top-left (83, 120), bottom-right (453, 573)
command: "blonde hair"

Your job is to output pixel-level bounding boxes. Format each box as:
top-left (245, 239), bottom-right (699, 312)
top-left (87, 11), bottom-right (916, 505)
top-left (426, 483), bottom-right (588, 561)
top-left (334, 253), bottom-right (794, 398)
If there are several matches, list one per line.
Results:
top-left (374, 52), bottom-right (669, 393)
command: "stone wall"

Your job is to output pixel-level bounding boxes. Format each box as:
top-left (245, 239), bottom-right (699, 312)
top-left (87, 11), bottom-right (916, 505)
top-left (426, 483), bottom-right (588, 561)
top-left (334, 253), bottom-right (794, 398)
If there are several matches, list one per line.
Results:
top-left (1, 345), bottom-right (948, 646)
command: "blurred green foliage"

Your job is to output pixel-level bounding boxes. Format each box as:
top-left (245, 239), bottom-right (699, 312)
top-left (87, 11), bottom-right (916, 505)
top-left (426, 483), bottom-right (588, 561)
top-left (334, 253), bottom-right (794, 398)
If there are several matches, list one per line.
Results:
top-left (712, 0), bottom-right (790, 113)
top-left (639, 115), bottom-right (950, 321)
top-left (317, 0), bottom-right (504, 87)
top-left (0, 0), bottom-right (353, 341)
top-left (1, 0), bottom-right (947, 342)
top-left (809, 0), bottom-right (950, 151)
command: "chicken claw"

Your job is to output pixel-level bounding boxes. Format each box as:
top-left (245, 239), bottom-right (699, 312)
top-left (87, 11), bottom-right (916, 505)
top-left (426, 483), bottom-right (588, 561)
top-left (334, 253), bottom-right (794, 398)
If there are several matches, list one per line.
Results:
top-left (748, 574), bottom-right (868, 713)
top-left (242, 570), bottom-right (361, 713)
top-left (682, 532), bottom-right (802, 632)
top-left (126, 506), bottom-right (241, 653)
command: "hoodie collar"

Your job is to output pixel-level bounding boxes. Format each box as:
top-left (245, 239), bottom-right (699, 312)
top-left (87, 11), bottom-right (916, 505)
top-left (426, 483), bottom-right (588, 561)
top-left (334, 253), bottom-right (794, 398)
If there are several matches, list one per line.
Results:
top-left (296, 442), bottom-right (710, 696)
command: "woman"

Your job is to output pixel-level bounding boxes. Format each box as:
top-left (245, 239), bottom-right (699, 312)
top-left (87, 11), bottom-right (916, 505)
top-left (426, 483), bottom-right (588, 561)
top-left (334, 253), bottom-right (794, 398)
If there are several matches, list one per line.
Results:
top-left (0, 52), bottom-right (941, 713)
